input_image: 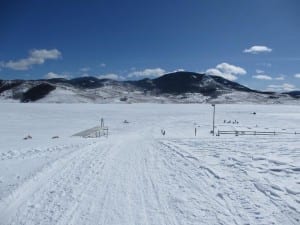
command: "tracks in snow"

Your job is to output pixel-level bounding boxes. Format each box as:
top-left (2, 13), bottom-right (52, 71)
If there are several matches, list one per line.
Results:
top-left (0, 141), bottom-right (111, 225)
top-left (1, 134), bottom-right (299, 225)
top-left (2, 134), bottom-right (184, 225)
top-left (160, 138), bottom-right (300, 225)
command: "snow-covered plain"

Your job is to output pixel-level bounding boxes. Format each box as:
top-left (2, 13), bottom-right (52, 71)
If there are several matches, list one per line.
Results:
top-left (0, 103), bottom-right (299, 225)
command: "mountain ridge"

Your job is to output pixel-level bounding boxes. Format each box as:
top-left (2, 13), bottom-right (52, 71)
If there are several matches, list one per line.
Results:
top-left (0, 71), bottom-right (298, 103)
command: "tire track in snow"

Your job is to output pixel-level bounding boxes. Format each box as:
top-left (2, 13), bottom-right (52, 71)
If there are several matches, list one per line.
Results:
top-left (64, 135), bottom-right (178, 225)
top-left (1, 131), bottom-right (298, 225)
top-left (1, 141), bottom-right (111, 225)
top-left (0, 142), bottom-right (94, 201)
top-left (0, 142), bottom-right (89, 162)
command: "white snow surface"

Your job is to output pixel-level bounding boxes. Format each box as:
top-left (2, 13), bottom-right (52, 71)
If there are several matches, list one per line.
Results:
top-left (0, 103), bottom-right (300, 225)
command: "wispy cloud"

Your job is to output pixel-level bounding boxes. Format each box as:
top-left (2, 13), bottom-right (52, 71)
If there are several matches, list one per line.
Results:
top-left (206, 62), bottom-right (246, 81)
top-left (268, 57), bottom-right (300, 62)
top-left (45, 72), bottom-right (69, 79)
top-left (173, 68), bottom-right (185, 72)
top-left (267, 83), bottom-right (296, 92)
top-left (1, 49), bottom-right (62, 70)
top-left (97, 73), bottom-right (124, 80)
top-left (128, 68), bottom-right (166, 78)
top-left (294, 73), bottom-right (300, 78)
top-left (275, 75), bottom-right (285, 81)
top-left (80, 67), bottom-right (91, 72)
top-left (244, 45), bottom-right (272, 54)
top-left (252, 74), bottom-right (273, 80)
top-left (206, 68), bottom-right (237, 81)
top-left (253, 73), bottom-right (285, 81)
top-left (216, 63), bottom-right (246, 75)
top-left (100, 63), bottom-right (106, 68)
top-left (257, 62), bottom-right (272, 68)
top-left (256, 69), bottom-right (264, 74)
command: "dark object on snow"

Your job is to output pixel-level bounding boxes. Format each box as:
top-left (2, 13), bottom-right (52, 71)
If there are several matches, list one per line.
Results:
top-left (22, 83), bottom-right (56, 102)
top-left (161, 129), bottom-right (166, 136)
top-left (123, 120), bottom-right (129, 123)
top-left (52, 136), bottom-right (59, 139)
top-left (23, 135), bottom-right (32, 140)
top-left (120, 96), bottom-right (128, 101)
top-left (100, 118), bottom-right (104, 127)
top-left (252, 112), bottom-right (256, 115)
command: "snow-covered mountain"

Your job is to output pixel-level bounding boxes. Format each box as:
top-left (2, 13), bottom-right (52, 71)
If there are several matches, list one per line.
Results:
top-left (0, 72), bottom-right (299, 103)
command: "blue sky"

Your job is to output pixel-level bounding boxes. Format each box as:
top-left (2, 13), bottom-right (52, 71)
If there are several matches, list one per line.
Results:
top-left (1, 0), bottom-right (300, 92)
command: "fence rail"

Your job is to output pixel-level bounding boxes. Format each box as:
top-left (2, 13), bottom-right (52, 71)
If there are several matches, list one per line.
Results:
top-left (217, 130), bottom-right (299, 136)
top-left (72, 126), bottom-right (108, 138)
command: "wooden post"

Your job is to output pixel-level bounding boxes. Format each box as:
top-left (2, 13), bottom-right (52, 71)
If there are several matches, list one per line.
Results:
top-left (211, 104), bottom-right (215, 136)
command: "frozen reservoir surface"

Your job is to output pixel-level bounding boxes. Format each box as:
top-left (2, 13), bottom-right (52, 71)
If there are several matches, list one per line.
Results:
top-left (0, 103), bottom-right (299, 225)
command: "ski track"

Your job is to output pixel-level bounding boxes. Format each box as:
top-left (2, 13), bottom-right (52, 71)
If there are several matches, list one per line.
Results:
top-left (0, 134), bottom-right (300, 224)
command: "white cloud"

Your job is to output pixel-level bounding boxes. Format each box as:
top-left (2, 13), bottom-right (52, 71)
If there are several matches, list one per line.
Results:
top-left (252, 74), bottom-right (273, 80)
top-left (80, 72), bottom-right (124, 80)
top-left (1, 49), bottom-right (61, 70)
top-left (80, 67), bottom-right (91, 72)
top-left (275, 75), bottom-right (285, 81)
top-left (45, 72), bottom-right (69, 79)
top-left (206, 62), bottom-right (246, 81)
top-left (80, 73), bottom-right (90, 77)
top-left (256, 69), bottom-right (264, 74)
top-left (244, 45), bottom-right (272, 54)
top-left (206, 68), bottom-right (237, 81)
top-left (258, 62), bottom-right (272, 68)
top-left (100, 63), bottom-right (106, 68)
top-left (97, 73), bottom-right (124, 80)
top-left (128, 68), bottom-right (166, 78)
top-left (267, 83), bottom-right (296, 92)
top-left (294, 73), bottom-right (300, 78)
top-left (30, 49), bottom-right (61, 60)
top-left (216, 63), bottom-right (246, 75)
top-left (173, 68), bottom-right (185, 72)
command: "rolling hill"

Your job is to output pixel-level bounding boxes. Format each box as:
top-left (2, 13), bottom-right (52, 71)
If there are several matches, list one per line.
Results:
top-left (0, 72), bottom-right (298, 104)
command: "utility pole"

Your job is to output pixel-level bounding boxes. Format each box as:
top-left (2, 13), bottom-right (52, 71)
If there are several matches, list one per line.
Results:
top-left (211, 104), bottom-right (216, 136)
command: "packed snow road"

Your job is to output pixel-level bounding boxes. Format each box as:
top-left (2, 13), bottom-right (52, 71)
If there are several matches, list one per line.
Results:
top-left (0, 103), bottom-right (299, 225)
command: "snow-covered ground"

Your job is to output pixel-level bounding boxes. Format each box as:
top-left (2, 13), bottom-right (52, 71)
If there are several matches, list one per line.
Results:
top-left (0, 103), bottom-right (299, 225)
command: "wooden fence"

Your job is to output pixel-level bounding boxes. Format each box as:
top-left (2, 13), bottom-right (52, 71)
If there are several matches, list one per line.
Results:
top-left (217, 130), bottom-right (299, 136)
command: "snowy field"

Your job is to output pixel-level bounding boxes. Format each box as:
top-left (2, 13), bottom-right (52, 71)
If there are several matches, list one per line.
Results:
top-left (0, 103), bottom-right (299, 225)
